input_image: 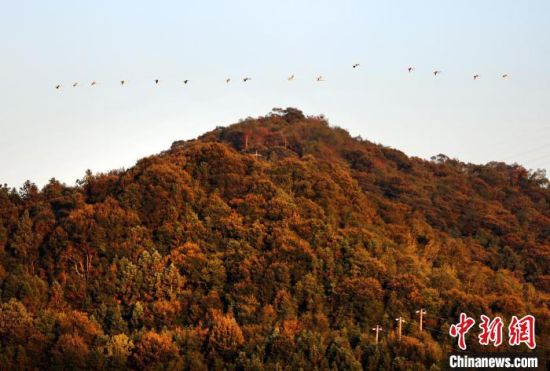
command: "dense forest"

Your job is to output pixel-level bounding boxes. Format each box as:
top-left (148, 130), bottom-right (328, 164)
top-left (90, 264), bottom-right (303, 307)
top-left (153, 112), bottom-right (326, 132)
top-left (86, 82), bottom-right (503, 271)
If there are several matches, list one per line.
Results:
top-left (0, 108), bottom-right (548, 370)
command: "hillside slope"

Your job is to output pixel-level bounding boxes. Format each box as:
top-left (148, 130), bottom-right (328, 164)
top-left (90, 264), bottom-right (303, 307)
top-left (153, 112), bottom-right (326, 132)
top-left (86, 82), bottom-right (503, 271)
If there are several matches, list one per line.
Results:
top-left (0, 108), bottom-right (548, 369)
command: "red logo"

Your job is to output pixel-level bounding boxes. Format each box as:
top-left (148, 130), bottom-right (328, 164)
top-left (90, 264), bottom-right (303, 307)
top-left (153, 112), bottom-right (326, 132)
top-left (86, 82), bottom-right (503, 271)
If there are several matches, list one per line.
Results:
top-left (478, 315), bottom-right (503, 347)
top-left (449, 313), bottom-right (476, 350)
top-left (449, 313), bottom-right (536, 350)
top-left (508, 315), bottom-right (536, 349)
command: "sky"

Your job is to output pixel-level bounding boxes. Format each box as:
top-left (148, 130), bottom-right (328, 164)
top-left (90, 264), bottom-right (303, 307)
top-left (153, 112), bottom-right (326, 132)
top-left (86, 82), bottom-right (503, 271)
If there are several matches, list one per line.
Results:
top-left (0, 0), bottom-right (549, 187)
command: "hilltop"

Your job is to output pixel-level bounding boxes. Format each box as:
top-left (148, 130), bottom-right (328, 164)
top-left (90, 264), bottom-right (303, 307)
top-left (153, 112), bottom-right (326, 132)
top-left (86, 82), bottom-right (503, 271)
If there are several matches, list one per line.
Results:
top-left (0, 108), bottom-right (548, 369)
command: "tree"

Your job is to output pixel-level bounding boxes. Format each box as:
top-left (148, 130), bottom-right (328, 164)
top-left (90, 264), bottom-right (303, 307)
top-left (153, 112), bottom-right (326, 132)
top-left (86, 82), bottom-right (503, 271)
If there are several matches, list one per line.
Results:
top-left (207, 311), bottom-right (245, 354)
top-left (10, 210), bottom-right (38, 273)
top-left (131, 331), bottom-right (180, 370)
top-left (106, 333), bottom-right (134, 368)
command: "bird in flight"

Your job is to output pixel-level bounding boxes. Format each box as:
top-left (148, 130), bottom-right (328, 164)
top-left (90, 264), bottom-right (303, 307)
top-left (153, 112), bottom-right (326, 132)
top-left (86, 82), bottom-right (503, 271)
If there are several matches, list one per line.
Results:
top-left (352, 63), bottom-right (360, 69)
top-left (288, 74), bottom-right (295, 81)
top-left (90, 81), bottom-right (97, 86)
top-left (55, 84), bottom-right (61, 90)
top-left (473, 74), bottom-right (481, 80)
top-left (155, 79), bottom-right (160, 84)
top-left (72, 82), bottom-right (78, 87)
top-left (183, 80), bottom-right (189, 84)
top-left (316, 75), bottom-right (324, 82)
top-left (433, 70), bottom-right (442, 76)
top-left (243, 77), bottom-right (251, 82)
top-left (120, 80), bottom-right (126, 86)
top-left (502, 74), bottom-right (509, 79)
top-left (408, 66), bottom-right (415, 73)
top-left (226, 78), bottom-right (231, 83)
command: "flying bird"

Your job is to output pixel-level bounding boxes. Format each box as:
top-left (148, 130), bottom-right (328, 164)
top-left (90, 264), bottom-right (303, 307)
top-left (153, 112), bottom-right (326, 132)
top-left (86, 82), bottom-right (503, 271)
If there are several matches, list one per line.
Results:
top-left (433, 70), bottom-right (442, 76)
top-left (90, 81), bottom-right (97, 86)
top-left (225, 78), bottom-right (231, 83)
top-left (408, 66), bottom-right (415, 73)
top-left (72, 82), bottom-right (78, 87)
top-left (155, 79), bottom-right (160, 84)
top-left (243, 77), bottom-right (251, 82)
top-left (502, 74), bottom-right (509, 79)
top-left (288, 74), bottom-right (295, 81)
top-left (120, 80), bottom-right (126, 86)
top-left (473, 74), bottom-right (481, 80)
top-left (55, 84), bottom-right (61, 90)
top-left (316, 75), bottom-right (324, 82)
top-left (352, 63), bottom-right (360, 69)
top-left (183, 80), bottom-right (189, 84)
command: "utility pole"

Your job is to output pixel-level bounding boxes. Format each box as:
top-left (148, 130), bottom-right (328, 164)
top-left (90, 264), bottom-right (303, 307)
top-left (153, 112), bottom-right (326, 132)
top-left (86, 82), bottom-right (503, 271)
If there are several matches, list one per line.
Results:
top-left (416, 309), bottom-right (427, 333)
top-left (395, 317), bottom-right (406, 342)
top-left (371, 325), bottom-right (383, 344)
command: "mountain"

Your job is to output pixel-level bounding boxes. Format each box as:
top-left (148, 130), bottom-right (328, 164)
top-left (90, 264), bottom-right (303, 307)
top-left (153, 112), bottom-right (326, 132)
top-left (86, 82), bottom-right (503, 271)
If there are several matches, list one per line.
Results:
top-left (0, 108), bottom-right (548, 370)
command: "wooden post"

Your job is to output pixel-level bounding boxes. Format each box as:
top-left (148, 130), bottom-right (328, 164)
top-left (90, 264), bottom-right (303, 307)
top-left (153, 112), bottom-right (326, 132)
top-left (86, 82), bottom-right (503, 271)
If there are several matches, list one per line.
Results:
top-left (395, 317), bottom-right (406, 342)
top-left (416, 309), bottom-right (427, 333)
top-left (371, 325), bottom-right (383, 344)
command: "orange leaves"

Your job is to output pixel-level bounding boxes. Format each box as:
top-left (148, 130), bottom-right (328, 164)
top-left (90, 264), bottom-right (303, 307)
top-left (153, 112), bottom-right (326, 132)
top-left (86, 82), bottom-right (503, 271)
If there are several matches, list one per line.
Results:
top-left (170, 242), bottom-right (207, 277)
top-left (207, 310), bottom-right (245, 352)
top-left (132, 331), bottom-right (179, 368)
top-left (0, 299), bottom-right (33, 340)
top-left (123, 160), bottom-right (194, 228)
top-left (56, 310), bottom-right (103, 342)
top-left (152, 299), bottom-right (182, 325)
top-left (279, 318), bottom-right (303, 339)
top-left (51, 333), bottom-right (90, 368)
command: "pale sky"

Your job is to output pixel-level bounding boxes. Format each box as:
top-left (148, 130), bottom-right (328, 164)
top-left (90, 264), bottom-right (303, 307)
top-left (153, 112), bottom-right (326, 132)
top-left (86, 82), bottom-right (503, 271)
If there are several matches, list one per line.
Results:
top-left (1, 0), bottom-right (549, 187)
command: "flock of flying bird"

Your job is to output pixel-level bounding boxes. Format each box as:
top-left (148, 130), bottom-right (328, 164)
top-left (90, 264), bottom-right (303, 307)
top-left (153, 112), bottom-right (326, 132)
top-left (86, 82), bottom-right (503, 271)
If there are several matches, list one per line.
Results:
top-left (54, 64), bottom-right (511, 90)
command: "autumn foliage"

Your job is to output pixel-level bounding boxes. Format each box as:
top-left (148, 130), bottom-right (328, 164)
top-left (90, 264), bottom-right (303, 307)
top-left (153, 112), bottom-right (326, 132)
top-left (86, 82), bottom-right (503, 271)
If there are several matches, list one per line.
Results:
top-left (0, 108), bottom-right (548, 369)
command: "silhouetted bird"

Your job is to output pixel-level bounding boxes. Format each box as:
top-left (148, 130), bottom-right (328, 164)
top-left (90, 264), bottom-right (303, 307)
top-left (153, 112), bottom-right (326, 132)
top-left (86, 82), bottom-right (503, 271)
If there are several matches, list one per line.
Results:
top-left (55, 85), bottom-right (61, 90)
top-left (72, 82), bottom-right (78, 87)
top-left (502, 74), bottom-right (509, 79)
top-left (352, 64), bottom-right (360, 69)
top-left (433, 70), bottom-right (441, 76)
top-left (243, 77), bottom-right (251, 82)
top-left (473, 74), bottom-right (481, 80)
top-left (288, 74), bottom-right (295, 81)
top-left (90, 81), bottom-right (97, 86)
top-left (120, 80), bottom-right (126, 86)
top-left (316, 75), bottom-right (324, 81)
top-left (155, 79), bottom-right (160, 84)
top-left (226, 78), bottom-right (231, 83)
top-left (183, 80), bottom-right (189, 84)
top-left (408, 67), bottom-right (415, 73)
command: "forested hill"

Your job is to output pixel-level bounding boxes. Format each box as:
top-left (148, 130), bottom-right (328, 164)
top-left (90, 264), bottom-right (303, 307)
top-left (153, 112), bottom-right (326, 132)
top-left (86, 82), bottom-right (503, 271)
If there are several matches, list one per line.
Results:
top-left (0, 108), bottom-right (548, 370)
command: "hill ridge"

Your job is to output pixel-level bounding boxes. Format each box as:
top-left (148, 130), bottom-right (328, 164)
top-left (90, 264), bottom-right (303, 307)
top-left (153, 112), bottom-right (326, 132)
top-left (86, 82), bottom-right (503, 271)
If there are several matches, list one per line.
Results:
top-left (0, 108), bottom-right (547, 369)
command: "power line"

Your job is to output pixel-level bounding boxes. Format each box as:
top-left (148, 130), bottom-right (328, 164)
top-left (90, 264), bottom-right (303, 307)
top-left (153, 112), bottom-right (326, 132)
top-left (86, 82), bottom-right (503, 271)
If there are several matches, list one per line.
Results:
top-left (523, 153), bottom-right (550, 166)
top-left (500, 143), bottom-right (550, 162)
